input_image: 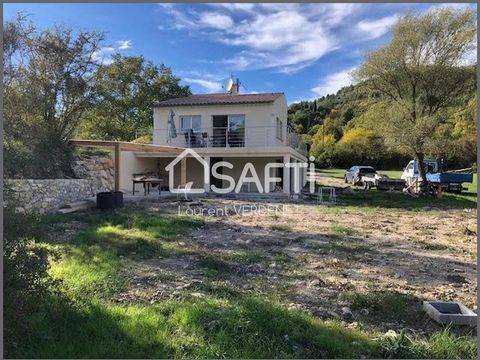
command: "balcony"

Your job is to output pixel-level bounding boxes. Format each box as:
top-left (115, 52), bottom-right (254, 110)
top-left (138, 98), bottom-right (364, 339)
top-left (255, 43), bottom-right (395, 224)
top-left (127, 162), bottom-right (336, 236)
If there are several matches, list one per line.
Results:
top-left (138, 126), bottom-right (307, 155)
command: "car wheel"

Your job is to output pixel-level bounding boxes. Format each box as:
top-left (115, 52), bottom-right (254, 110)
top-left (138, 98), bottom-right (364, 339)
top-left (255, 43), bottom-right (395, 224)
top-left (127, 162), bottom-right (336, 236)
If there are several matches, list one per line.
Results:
top-left (352, 176), bottom-right (358, 185)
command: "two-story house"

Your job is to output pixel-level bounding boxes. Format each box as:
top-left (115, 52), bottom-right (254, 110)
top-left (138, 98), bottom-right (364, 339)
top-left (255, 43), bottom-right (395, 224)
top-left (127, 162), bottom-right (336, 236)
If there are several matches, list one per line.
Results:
top-left (117, 86), bottom-right (307, 195)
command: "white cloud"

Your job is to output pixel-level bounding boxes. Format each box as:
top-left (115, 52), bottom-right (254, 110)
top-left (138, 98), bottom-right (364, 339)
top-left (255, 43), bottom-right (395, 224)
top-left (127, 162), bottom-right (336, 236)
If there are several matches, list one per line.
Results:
top-left (183, 77), bottom-right (223, 93)
top-left (217, 8), bottom-right (340, 72)
top-left (357, 15), bottom-right (398, 40)
top-left (116, 40), bottom-right (132, 50)
top-left (429, 3), bottom-right (473, 12)
top-left (305, 3), bottom-right (362, 26)
top-left (198, 12), bottom-right (234, 29)
top-left (311, 67), bottom-right (357, 98)
top-left (209, 3), bottom-right (256, 13)
top-left (91, 40), bottom-right (133, 65)
top-left (92, 47), bottom-right (115, 65)
top-left (157, 4), bottom-right (361, 73)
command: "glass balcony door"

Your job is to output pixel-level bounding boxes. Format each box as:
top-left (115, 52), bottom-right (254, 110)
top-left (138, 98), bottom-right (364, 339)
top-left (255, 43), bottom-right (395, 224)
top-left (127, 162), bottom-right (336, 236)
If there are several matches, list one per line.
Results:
top-left (228, 115), bottom-right (245, 147)
top-left (212, 115), bottom-right (245, 148)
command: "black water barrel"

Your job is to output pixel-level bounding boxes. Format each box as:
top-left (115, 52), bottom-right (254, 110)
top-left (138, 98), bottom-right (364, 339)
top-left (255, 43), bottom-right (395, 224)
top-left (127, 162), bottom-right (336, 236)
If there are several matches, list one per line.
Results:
top-left (97, 192), bottom-right (115, 210)
top-left (113, 191), bottom-right (124, 208)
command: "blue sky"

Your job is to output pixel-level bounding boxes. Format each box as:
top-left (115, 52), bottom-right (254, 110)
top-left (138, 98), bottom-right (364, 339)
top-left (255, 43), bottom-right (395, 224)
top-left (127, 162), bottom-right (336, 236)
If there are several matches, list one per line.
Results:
top-left (4, 3), bottom-right (477, 103)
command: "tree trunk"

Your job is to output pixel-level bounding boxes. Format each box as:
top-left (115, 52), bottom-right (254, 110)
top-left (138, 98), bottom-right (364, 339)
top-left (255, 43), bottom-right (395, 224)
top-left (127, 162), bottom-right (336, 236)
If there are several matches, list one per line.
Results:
top-left (416, 151), bottom-right (427, 193)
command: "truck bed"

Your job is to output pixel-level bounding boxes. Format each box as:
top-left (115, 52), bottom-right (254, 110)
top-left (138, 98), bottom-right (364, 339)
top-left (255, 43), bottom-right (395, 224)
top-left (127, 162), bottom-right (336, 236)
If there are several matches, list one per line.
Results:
top-left (426, 172), bottom-right (473, 184)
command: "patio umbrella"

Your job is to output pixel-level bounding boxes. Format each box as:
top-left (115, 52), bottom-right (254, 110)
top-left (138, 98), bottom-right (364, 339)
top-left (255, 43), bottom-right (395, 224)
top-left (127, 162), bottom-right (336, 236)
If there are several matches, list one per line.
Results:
top-left (168, 110), bottom-right (177, 139)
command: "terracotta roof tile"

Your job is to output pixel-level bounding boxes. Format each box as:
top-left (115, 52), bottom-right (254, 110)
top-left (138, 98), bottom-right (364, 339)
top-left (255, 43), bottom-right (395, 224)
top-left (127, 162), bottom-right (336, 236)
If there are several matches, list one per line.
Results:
top-left (154, 92), bottom-right (283, 107)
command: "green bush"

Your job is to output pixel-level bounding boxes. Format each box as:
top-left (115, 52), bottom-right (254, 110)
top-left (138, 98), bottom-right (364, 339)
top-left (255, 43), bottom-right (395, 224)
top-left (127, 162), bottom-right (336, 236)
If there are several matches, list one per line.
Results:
top-left (3, 198), bottom-right (56, 357)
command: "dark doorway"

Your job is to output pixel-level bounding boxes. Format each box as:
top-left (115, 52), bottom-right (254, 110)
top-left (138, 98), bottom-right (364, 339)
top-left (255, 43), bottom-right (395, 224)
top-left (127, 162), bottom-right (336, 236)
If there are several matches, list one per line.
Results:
top-left (210, 157), bottom-right (224, 190)
top-left (212, 116), bottom-right (228, 147)
top-left (276, 159), bottom-right (283, 189)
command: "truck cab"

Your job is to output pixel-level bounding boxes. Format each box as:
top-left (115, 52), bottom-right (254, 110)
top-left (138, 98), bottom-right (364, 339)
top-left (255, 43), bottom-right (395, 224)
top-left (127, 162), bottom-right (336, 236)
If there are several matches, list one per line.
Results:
top-left (401, 159), bottom-right (439, 180)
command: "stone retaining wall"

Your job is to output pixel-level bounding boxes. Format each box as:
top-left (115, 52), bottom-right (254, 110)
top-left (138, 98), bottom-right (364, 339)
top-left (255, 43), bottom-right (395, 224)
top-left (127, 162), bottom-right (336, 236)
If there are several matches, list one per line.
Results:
top-left (5, 155), bottom-right (115, 214)
top-left (5, 179), bottom-right (98, 214)
top-left (72, 155), bottom-right (114, 192)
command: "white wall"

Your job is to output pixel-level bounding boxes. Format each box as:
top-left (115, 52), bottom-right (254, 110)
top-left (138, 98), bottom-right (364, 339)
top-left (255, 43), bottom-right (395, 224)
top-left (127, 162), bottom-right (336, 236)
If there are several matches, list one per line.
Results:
top-left (153, 95), bottom-right (288, 148)
top-left (119, 151), bottom-right (158, 192)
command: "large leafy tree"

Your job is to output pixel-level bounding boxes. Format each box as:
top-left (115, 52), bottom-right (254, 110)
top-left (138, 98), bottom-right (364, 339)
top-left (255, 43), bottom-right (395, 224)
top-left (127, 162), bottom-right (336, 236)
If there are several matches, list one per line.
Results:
top-left (3, 15), bottom-right (103, 178)
top-left (356, 8), bottom-right (476, 185)
top-left (79, 54), bottom-right (191, 141)
top-left (336, 128), bottom-right (385, 166)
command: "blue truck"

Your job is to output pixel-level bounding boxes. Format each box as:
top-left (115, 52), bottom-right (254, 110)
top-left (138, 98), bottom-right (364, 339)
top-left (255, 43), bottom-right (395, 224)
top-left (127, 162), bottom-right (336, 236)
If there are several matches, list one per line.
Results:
top-left (401, 159), bottom-right (473, 193)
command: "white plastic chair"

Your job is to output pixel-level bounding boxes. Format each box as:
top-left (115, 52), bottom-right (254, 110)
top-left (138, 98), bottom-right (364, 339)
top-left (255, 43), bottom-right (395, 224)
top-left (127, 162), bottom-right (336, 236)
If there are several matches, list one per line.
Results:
top-left (177, 181), bottom-right (194, 200)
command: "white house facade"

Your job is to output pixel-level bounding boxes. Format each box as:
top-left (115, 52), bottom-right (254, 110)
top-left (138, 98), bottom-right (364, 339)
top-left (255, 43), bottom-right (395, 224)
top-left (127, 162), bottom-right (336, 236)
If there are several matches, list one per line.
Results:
top-left (116, 91), bottom-right (308, 195)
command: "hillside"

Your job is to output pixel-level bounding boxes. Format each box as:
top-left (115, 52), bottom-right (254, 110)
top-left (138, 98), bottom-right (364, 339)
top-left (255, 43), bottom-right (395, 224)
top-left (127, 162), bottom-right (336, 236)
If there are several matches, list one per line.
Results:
top-left (288, 75), bottom-right (476, 169)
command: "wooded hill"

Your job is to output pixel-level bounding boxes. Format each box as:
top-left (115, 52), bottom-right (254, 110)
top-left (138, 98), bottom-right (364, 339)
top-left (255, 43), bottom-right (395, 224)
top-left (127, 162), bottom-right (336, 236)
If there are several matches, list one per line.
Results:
top-left (288, 70), bottom-right (476, 169)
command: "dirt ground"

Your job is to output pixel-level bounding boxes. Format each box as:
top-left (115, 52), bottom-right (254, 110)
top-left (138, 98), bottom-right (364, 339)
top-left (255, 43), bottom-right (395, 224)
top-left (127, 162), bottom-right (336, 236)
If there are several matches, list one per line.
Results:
top-left (114, 195), bottom-right (477, 336)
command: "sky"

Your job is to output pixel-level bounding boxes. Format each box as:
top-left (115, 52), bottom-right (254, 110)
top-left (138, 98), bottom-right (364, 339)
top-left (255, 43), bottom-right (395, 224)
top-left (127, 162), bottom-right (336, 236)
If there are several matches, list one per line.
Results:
top-left (4, 3), bottom-right (477, 103)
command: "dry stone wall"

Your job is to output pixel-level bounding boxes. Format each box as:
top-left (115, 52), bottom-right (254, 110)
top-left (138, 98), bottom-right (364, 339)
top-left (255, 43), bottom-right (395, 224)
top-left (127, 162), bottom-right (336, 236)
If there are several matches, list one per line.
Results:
top-left (5, 155), bottom-right (114, 214)
top-left (72, 155), bottom-right (114, 192)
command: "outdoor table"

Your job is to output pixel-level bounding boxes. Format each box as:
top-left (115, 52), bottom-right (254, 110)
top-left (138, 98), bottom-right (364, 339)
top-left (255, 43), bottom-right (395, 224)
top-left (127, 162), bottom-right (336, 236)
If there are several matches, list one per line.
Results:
top-left (132, 179), bottom-right (164, 196)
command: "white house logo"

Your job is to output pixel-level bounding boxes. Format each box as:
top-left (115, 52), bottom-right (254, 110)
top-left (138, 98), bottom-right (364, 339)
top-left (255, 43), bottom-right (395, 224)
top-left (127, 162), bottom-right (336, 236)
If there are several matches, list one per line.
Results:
top-left (165, 148), bottom-right (316, 194)
top-left (165, 148), bottom-right (210, 194)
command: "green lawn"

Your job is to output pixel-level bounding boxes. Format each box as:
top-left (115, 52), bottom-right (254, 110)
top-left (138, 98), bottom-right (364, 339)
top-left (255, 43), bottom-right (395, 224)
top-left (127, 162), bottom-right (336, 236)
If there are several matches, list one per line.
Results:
top-left (24, 208), bottom-right (381, 359)
top-left (319, 168), bottom-right (477, 210)
top-left (12, 202), bottom-right (476, 359)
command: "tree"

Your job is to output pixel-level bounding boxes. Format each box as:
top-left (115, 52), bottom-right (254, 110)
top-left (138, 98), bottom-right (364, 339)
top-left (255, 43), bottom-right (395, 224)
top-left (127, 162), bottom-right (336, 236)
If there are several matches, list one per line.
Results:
top-left (79, 54), bottom-right (191, 141)
top-left (336, 128), bottom-right (385, 166)
top-left (356, 8), bottom-right (476, 187)
top-left (310, 133), bottom-right (336, 167)
top-left (3, 15), bottom-right (104, 178)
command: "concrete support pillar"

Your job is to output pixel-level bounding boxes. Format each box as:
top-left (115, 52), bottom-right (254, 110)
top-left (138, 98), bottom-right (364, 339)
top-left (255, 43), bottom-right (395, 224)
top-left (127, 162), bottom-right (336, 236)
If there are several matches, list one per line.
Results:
top-left (283, 154), bottom-right (291, 194)
top-left (302, 161), bottom-right (308, 187)
top-left (180, 157), bottom-right (187, 186)
top-left (114, 142), bottom-right (120, 192)
top-left (203, 156), bottom-right (210, 193)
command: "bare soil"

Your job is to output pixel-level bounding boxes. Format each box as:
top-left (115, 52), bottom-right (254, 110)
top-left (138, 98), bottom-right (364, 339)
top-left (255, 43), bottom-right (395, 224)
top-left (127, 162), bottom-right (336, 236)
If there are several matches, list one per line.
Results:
top-left (115, 196), bottom-right (476, 336)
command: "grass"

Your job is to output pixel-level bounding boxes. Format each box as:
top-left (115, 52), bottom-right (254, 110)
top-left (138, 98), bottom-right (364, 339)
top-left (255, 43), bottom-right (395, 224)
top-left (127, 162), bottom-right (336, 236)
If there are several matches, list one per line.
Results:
top-left (415, 240), bottom-right (451, 251)
top-left (225, 250), bottom-right (268, 265)
top-left (74, 147), bottom-right (112, 158)
top-left (319, 168), bottom-right (477, 210)
top-left (348, 290), bottom-right (418, 322)
top-left (269, 223), bottom-right (293, 232)
top-left (43, 209), bottom-right (203, 301)
top-left (197, 255), bottom-right (232, 280)
top-left (12, 203), bottom-right (477, 359)
top-left (376, 327), bottom-right (477, 359)
top-left (330, 224), bottom-right (360, 236)
top-left (338, 187), bottom-right (476, 210)
top-left (24, 295), bottom-right (381, 359)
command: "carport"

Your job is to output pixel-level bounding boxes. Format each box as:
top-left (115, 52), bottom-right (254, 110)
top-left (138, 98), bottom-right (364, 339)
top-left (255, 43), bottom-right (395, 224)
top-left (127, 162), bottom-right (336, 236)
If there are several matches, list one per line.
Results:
top-left (69, 140), bottom-right (185, 192)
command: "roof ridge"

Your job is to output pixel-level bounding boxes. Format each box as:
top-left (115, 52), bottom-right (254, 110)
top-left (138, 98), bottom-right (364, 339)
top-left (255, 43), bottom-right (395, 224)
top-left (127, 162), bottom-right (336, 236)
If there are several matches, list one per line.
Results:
top-left (188, 92), bottom-right (284, 96)
top-left (154, 92), bottom-right (284, 107)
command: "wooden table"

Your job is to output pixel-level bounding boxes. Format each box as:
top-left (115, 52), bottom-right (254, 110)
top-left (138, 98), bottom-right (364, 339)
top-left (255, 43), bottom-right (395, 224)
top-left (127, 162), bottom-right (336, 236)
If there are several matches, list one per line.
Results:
top-left (132, 179), bottom-right (164, 196)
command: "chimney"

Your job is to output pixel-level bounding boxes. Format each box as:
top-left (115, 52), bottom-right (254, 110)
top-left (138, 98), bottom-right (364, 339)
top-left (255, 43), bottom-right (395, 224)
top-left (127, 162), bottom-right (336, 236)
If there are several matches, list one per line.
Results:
top-left (229, 78), bottom-right (240, 95)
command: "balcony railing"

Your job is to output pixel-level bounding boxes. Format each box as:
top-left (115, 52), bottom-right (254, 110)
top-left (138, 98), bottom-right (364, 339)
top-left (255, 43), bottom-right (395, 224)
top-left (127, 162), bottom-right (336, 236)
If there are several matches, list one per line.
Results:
top-left (137, 126), bottom-right (307, 154)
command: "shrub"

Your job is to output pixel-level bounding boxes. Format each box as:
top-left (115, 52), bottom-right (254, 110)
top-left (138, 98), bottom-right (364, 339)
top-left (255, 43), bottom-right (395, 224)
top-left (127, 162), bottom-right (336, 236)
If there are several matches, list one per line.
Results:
top-left (3, 194), bottom-right (56, 357)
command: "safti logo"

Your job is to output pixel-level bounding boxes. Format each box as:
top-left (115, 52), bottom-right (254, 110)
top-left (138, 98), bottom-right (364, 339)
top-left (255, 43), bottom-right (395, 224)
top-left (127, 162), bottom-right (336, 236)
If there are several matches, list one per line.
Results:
top-left (165, 149), bottom-right (316, 194)
top-left (165, 148), bottom-right (210, 194)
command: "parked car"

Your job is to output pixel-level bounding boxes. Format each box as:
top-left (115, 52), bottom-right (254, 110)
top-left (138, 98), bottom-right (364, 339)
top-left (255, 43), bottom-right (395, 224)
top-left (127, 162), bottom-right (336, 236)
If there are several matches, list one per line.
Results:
top-left (344, 166), bottom-right (376, 185)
